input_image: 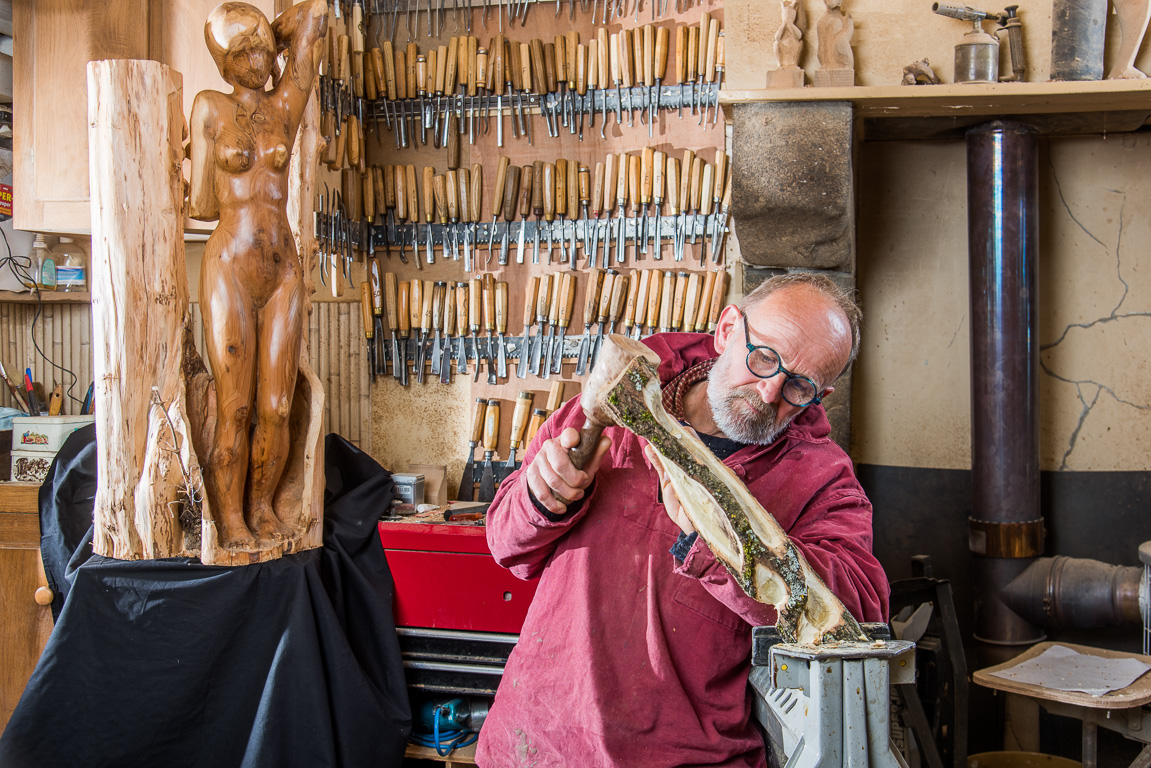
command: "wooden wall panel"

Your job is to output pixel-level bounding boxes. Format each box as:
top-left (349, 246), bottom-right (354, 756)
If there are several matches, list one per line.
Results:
top-left (0, 302), bottom-right (93, 415)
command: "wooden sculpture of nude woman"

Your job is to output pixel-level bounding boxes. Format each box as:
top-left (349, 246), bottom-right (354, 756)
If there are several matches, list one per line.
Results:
top-left (187, 0), bottom-right (328, 551)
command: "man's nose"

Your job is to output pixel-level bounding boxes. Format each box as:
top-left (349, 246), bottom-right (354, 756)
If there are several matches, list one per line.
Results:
top-left (755, 374), bottom-right (785, 405)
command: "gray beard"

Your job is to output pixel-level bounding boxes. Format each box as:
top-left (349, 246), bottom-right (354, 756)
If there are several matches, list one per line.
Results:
top-left (707, 386), bottom-right (791, 446)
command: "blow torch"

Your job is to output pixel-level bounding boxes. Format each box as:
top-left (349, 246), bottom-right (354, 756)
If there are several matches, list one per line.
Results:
top-left (932, 3), bottom-right (1025, 84)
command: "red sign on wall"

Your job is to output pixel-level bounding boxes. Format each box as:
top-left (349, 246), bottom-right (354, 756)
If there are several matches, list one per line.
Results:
top-left (0, 183), bottom-right (12, 220)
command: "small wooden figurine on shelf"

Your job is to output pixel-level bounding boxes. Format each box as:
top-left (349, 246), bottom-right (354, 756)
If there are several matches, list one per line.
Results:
top-left (188, 0), bottom-right (328, 553)
top-left (813, 0), bottom-right (855, 87)
top-left (902, 58), bottom-right (941, 85)
top-left (1108, 0), bottom-right (1151, 79)
top-left (769, 0), bottom-right (807, 89)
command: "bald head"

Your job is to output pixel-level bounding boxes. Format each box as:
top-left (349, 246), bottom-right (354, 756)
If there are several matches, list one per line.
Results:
top-left (741, 273), bottom-right (860, 384)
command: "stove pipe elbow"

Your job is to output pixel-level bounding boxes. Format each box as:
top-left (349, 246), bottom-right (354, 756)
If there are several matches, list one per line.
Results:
top-left (1001, 555), bottom-right (1145, 630)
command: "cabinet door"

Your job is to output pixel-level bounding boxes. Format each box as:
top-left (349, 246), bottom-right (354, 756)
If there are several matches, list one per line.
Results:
top-left (13, 0), bottom-right (277, 236)
top-left (0, 505), bottom-right (54, 732)
top-left (13, 0), bottom-right (156, 235)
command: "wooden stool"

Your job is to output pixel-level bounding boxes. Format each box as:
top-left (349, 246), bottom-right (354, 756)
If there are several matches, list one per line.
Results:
top-left (974, 642), bottom-right (1151, 768)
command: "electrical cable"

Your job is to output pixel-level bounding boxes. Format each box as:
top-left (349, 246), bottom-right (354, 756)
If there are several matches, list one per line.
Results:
top-left (0, 227), bottom-right (84, 409)
top-left (409, 704), bottom-right (479, 756)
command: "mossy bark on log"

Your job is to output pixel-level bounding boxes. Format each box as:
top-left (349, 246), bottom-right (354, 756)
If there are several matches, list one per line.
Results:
top-left (601, 354), bottom-right (867, 645)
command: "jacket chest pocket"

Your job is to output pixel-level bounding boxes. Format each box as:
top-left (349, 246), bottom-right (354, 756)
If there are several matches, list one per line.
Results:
top-left (603, 439), bottom-right (670, 533)
top-left (671, 569), bottom-right (749, 632)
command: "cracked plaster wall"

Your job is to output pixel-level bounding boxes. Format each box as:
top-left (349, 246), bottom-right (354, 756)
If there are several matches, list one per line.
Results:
top-left (853, 134), bottom-right (1151, 473)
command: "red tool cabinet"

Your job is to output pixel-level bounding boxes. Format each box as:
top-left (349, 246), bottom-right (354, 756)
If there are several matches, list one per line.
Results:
top-left (378, 519), bottom-right (539, 634)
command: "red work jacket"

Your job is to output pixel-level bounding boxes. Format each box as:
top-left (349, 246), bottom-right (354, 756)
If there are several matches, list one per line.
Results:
top-left (476, 332), bottom-right (890, 768)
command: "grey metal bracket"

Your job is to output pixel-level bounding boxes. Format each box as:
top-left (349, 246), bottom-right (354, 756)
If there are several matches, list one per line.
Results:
top-left (750, 639), bottom-right (917, 768)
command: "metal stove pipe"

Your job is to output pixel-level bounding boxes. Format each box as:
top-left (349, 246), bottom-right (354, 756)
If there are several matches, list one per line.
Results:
top-left (1002, 556), bottom-right (1144, 629)
top-left (966, 121), bottom-right (1045, 646)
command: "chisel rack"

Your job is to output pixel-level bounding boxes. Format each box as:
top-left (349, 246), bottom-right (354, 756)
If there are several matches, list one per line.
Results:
top-left (317, 0), bottom-right (730, 493)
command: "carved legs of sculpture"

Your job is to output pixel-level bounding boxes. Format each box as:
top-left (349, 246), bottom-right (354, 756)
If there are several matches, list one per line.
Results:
top-left (201, 255), bottom-right (303, 551)
top-left (1109, 0), bottom-right (1151, 79)
top-left (201, 269), bottom-right (259, 550)
top-left (246, 277), bottom-right (305, 544)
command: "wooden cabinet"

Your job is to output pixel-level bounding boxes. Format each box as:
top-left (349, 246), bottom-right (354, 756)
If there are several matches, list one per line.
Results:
top-left (13, 0), bottom-right (277, 235)
top-left (0, 482), bottom-right (52, 732)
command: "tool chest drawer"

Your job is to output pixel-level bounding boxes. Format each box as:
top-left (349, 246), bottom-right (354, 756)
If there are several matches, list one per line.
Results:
top-left (379, 520), bottom-right (539, 634)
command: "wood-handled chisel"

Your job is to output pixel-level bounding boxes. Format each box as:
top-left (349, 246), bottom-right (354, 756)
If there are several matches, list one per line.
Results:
top-left (631, 268), bottom-right (652, 340)
top-left (500, 163), bottom-right (519, 267)
top-left (456, 280), bottom-right (470, 374)
top-left (370, 258), bottom-right (386, 374)
top-left (530, 272), bottom-right (552, 375)
top-left (645, 268), bottom-right (664, 337)
top-left (590, 269), bottom-right (617, 368)
top-left (482, 273), bottom-right (497, 383)
top-left (542, 270), bottom-right (564, 378)
top-left (517, 275), bottom-right (539, 378)
top-left (430, 280), bottom-right (446, 376)
top-left (441, 282), bottom-right (456, 383)
top-left (396, 279), bottom-right (411, 386)
top-left (499, 390), bottom-right (534, 483)
top-left (576, 267), bottom-right (605, 375)
top-left (477, 398), bottom-right (501, 502)
top-left (551, 272), bottom-right (576, 375)
top-left (361, 282), bottom-right (376, 382)
top-left (516, 165), bottom-right (533, 265)
top-left (469, 277), bottom-right (482, 381)
top-left (495, 279), bottom-right (509, 380)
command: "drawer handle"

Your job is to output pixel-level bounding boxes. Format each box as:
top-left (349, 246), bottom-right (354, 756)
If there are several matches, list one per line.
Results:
top-left (34, 586), bottom-right (54, 606)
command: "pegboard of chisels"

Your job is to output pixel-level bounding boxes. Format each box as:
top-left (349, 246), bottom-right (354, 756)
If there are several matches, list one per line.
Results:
top-left (315, 147), bottom-right (730, 282)
top-left (357, 267), bottom-right (729, 387)
top-left (318, 0), bottom-right (731, 480)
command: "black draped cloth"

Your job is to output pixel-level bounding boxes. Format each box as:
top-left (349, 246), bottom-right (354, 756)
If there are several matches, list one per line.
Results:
top-left (0, 430), bottom-right (412, 768)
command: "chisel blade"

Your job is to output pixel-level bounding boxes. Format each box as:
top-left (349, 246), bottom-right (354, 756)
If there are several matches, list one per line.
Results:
top-left (459, 449), bottom-right (477, 501)
top-left (575, 329), bottom-right (592, 375)
top-left (478, 451), bottom-right (497, 502)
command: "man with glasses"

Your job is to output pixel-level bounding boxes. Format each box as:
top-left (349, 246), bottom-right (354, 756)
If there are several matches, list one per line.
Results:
top-left (478, 273), bottom-right (889, 768)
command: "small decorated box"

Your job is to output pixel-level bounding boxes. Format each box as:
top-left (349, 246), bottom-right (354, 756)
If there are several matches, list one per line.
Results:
top-left (12, 415), bottom-right (95, 453)
top-left (10, 449), bottom-right (54, 483)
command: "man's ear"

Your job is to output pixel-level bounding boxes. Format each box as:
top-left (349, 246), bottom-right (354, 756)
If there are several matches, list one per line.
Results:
top-left (819, 385), bottom-right (835, 402)
top-left (713, 304), bottom-right (742, 354)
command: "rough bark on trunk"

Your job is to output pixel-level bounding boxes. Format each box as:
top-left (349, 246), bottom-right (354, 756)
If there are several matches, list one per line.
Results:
top-left (596, 339), bottom-right (867, 644)
top-left (88, 60), bottom-right (200, 560)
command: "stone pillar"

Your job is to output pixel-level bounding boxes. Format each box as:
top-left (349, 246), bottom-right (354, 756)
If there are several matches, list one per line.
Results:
top-left (731, 101), bottom-right (857, 448)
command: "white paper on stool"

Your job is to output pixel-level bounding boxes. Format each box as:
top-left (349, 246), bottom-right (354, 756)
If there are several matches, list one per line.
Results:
top-left (990, 644), bottom-right (1151, 697)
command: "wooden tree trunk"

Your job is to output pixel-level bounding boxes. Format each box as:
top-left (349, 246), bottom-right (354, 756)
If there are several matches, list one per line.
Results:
top-left (88, 60), bottom-right (199, 560)
top-left (88, 58), bottom-right (326, 565)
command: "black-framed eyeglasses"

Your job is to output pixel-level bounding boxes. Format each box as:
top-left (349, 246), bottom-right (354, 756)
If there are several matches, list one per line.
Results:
top-left (740, 310), bottom-right (823, 408)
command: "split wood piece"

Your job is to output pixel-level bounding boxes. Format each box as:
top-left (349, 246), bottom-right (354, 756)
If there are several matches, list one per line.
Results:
top-left (574, 335), bottom-right (868, 645)
top-left (88, 59), bottom-right (198, 561)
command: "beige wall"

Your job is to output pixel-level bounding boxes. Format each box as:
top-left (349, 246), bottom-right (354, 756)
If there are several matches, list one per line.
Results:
top-left (726, 0), bottom-right (1149, 88)
top-left (853, 133), bottom-right (1151, 472)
